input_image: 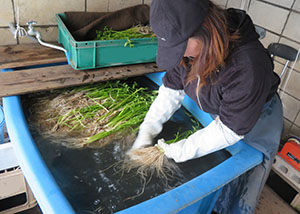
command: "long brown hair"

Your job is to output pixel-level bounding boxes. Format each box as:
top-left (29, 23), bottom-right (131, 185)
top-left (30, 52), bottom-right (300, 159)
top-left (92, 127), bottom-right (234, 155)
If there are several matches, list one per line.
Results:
top-left (184, 2), bottom-right (239, 90)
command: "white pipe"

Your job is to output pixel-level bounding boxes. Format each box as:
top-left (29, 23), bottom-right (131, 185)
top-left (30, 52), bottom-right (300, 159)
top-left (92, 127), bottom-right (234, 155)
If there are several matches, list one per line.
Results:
top-left (280, 60), bottom-right (290, 78)
top-left (36, 37), bottom-right (67, 53)
top-left (27, 25), bottom-right (67, 53)
top-left (9, 20), bottom-right (66, 53)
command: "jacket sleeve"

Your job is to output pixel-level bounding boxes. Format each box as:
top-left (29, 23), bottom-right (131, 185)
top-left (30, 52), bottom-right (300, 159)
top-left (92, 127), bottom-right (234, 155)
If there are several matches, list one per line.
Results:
top-left (162, 66), bottom-right (185, 90)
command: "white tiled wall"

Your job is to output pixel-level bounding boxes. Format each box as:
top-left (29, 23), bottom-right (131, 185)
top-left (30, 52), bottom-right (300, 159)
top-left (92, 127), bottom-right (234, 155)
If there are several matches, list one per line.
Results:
top-left (0, 0), bottom-right (299, 141)
top-left (0, 1), bottom-right (14, 27)
top-left (291, 124), bottom-right (300, 137)
top-left (87, 0), bottom-right (109, 12)
top-left (295, 113), bottom-right (300, 126)
top-left (294, 0), bottom-right (300, 11)
top-left (0, 28), bottom-right (17, 45)
top-left (18, 0), bottom-right (85, 25)
top-left (248, 1), bottom-right (290, 33)
top-left (283, 70), bottom-right (300, 98)
top-left (226, 0), bottom-right (244, 9)
top-left (263, 0), bottom-right (294, 8)
top-left (212, 0), bottom-right (227, 8)
top-left (284, 12), bottom-right (300, 42)
top-left (108, 0), bottom-right (142, 11)
top-left (280, 92), bottom-right (300, 122)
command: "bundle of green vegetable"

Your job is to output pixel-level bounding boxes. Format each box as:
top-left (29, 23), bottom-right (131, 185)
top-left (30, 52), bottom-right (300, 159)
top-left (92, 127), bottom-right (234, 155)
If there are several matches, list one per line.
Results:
top-left (95, 25), bottom-right (155, 47)
top-left (28, 80), bottom-right (157, 148)
top-left (27, 78), bottom-right (201, 151)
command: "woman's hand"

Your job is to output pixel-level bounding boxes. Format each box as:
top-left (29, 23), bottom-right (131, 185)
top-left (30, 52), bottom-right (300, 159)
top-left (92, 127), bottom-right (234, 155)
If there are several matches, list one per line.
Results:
top-left (129, 85), bottom-right (185, 151)
top-left (131, 130), bottom-right (155, 150)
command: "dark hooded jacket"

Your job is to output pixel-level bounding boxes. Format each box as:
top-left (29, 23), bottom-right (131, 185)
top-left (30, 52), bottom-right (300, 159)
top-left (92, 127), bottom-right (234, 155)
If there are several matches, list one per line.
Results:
top-left (162, 8), bottom-right (280, 135)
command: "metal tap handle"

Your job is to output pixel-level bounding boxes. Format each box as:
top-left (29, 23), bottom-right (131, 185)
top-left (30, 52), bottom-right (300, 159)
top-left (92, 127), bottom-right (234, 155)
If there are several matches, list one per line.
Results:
top-left (26, 21), bottom-right (37, 32)
top-left (26, 21), bottom-right (41, 38)
top-left (26, 21), bottom-right (37, 27)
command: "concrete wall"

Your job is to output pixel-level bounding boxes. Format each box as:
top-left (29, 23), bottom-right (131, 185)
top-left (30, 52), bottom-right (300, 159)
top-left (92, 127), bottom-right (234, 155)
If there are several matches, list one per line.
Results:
top-left (0, 0), bottom-right (299, 141)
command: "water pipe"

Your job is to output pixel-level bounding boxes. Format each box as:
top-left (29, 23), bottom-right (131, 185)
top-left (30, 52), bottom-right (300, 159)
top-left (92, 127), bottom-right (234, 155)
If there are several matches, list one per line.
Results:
top-left (7, 21), bottom-right (69, 63)
top-left (26, 21), bottom-right (67, 54)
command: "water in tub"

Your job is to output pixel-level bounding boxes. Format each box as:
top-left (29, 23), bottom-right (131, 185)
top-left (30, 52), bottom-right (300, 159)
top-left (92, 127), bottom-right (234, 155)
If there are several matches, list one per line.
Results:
top-left (21, 77), bottom-right (230, 214)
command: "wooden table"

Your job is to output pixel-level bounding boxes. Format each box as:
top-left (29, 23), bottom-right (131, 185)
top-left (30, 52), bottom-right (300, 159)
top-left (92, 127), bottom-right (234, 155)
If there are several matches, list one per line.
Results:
top-left (0, 44), bottom-right (162, 97)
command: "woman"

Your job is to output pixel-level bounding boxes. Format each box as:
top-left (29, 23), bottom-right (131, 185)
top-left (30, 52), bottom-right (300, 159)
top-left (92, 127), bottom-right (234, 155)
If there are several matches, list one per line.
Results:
top-left (130, 0), bottom-right (283, 213)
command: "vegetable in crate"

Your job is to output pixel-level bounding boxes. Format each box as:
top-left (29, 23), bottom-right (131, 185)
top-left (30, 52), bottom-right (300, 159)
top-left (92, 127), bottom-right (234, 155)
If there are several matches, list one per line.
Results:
top-left (95, 25), bottom-right (155, 47)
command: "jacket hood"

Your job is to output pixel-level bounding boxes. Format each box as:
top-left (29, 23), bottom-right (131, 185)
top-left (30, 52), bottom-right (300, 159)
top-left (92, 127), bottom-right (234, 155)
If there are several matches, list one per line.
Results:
top-left (226, 8), bottom-right (259, 46)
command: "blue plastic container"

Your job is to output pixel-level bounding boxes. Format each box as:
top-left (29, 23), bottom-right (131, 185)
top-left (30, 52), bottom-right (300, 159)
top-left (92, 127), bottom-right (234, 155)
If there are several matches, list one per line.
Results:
top-left (2, 65), bottom-right (263, 214)
top-left (0, 106), bottom-right (5, 144)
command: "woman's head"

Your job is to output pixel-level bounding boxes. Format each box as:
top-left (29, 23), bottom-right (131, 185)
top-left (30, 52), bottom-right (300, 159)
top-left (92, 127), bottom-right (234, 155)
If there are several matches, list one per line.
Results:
top-left (150, 0), bottom-right (210, 70)
top-left (184, 2), bottom-right (239, 89)
top-left (150, 0), bottom-right (238, 89)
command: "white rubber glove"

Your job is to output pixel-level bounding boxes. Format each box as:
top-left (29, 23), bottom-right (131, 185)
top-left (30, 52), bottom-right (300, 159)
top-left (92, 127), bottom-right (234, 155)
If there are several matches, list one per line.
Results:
top-left (131, 84), bottom-right (185, 150)
top-left (157, 117), bottom-right (244, 163)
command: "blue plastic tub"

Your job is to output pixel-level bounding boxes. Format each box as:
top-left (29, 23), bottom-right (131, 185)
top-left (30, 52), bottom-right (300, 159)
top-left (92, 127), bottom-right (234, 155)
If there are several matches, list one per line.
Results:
top-left (0, 106), bottom-right (5, 144)
top-left (2, 65), bottom-right (263, 214)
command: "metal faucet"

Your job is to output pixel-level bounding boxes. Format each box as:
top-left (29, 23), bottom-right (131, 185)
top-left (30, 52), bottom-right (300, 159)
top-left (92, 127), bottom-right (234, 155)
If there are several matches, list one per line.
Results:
top-left (26, 20), bottom-right (67, 53)
top-left (26, 21), bottom-right (41, 39)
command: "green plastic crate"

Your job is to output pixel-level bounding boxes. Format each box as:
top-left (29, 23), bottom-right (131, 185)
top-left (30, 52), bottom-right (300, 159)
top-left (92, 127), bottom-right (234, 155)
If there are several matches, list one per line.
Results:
top-left (56, 13), bottom-right (158, 70)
